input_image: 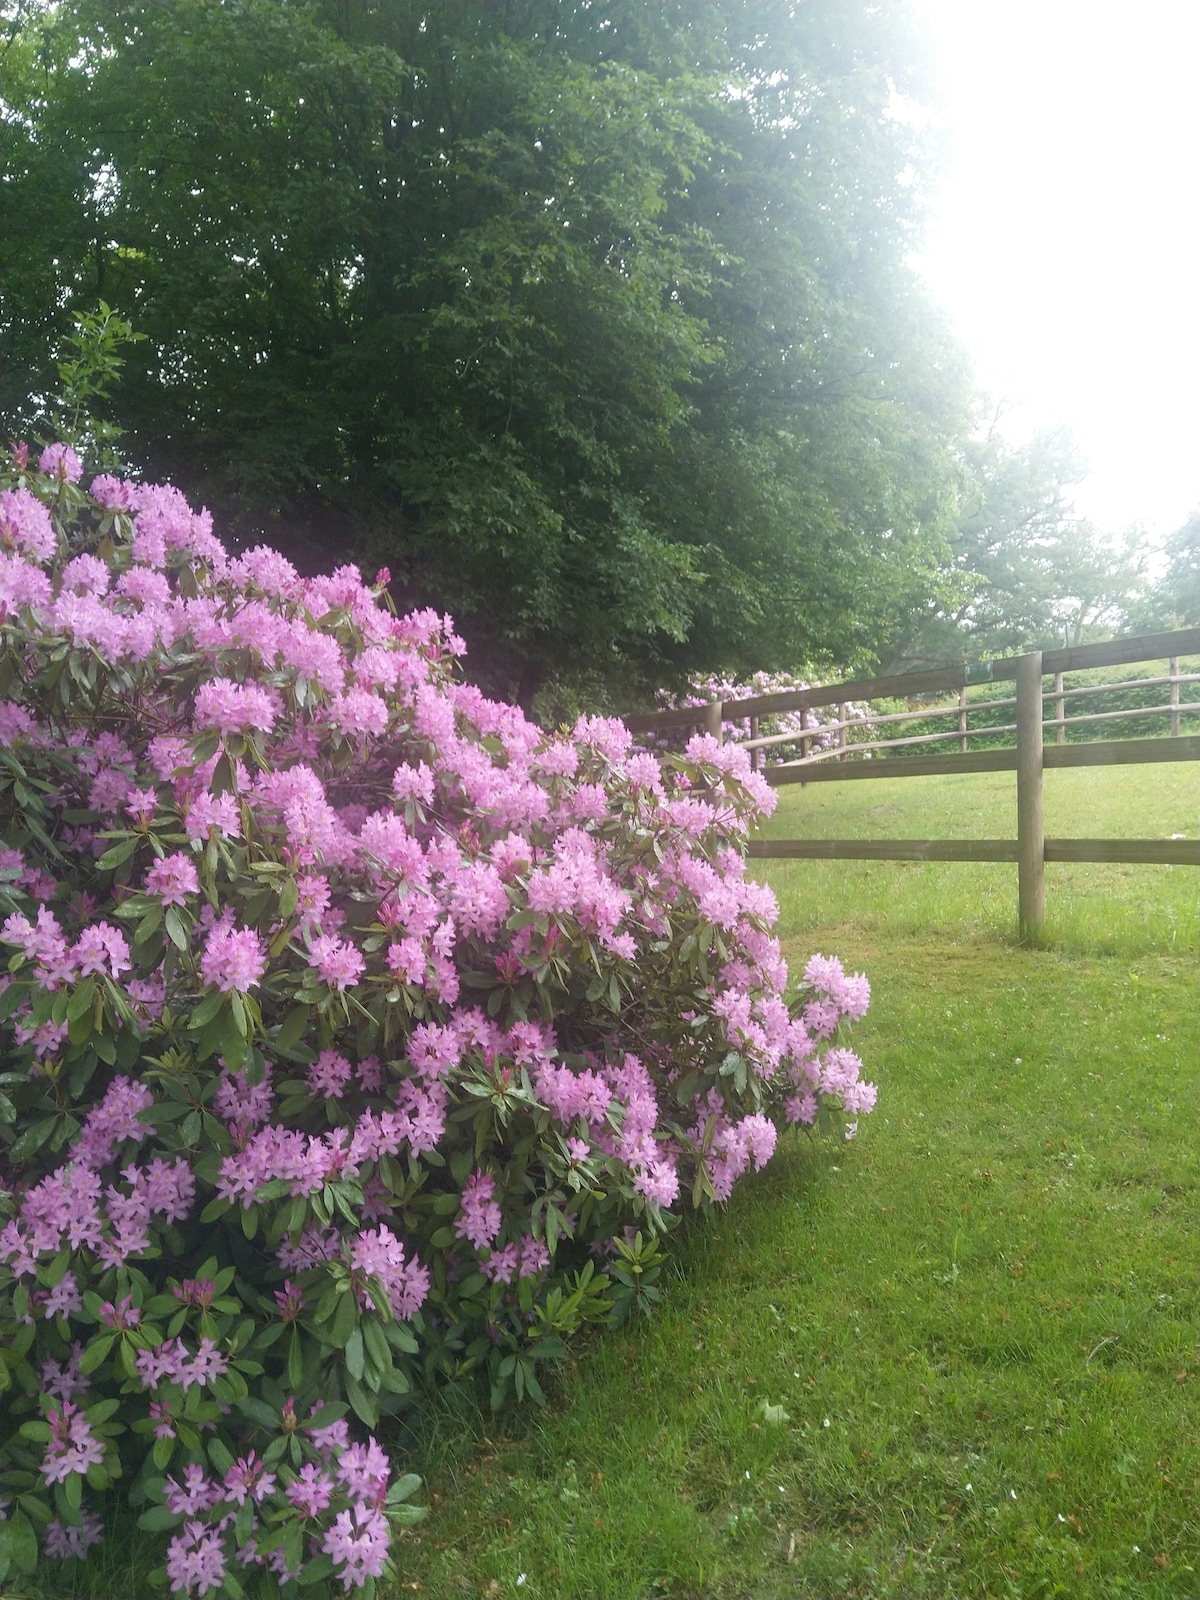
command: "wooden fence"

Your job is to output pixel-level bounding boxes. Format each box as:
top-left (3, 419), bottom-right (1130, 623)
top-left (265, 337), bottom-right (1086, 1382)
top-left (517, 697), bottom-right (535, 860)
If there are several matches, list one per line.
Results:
top-left (627, 628), bottom-right (1200, 940)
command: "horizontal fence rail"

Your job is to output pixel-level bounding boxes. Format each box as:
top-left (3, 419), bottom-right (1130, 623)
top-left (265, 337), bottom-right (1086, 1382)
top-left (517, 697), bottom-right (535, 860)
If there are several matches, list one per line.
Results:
top-left (746, 838), bottom-right (1200, 866)
top-left (630, 628), bottom-right (1200, 940)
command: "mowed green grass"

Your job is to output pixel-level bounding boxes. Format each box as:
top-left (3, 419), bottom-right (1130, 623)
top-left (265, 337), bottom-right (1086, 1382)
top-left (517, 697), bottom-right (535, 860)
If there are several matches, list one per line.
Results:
top-left (391, 762), bottom-right (1198, 1600)
top-left (757, 761), bottom-right (1198, 954)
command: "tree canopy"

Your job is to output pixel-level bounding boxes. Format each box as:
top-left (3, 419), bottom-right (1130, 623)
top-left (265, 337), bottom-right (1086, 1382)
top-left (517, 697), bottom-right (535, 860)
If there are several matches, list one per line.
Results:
top-left (3, 0), bottom-right (979, 709)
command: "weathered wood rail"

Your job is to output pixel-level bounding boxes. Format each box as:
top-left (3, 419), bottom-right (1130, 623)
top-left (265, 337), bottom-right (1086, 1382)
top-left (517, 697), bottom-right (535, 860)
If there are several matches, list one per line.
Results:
top-left (629, 628), bottom-right (1200, 940)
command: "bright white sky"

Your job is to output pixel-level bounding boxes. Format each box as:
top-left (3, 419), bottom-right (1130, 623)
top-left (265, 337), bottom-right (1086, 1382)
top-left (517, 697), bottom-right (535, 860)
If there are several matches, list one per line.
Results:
top-left (910, 0), bottom-right (1200, 542)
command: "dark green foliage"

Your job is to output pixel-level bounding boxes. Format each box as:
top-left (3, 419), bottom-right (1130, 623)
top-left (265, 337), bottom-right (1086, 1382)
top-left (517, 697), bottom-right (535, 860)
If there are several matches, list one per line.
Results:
top-left (1, 0), bottom-right (973, 707)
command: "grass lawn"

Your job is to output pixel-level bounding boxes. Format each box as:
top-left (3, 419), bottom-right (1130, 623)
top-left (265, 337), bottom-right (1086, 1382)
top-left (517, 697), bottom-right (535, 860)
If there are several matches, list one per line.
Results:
top-left (389, 762), bottom-right (1198, 1600)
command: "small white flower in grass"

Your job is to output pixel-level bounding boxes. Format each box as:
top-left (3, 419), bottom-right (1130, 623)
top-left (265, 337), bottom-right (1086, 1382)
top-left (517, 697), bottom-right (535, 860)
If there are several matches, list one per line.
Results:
top-left (1133, 1546), bottom-right (1141, 1554)
top-left (1058, 1515), bottom-right (1067, 1523)
top-left (516, 1576), bottom-right (528, 1588)
top-left (743, 1470), bottom-right (751, 1480)
top-left (965, 1483), bottom-right (973, 1492)
top-left (1010, 1490), bottom-right (1017, 1500)
top-left (822, 1418), bottom-right (831, 1428)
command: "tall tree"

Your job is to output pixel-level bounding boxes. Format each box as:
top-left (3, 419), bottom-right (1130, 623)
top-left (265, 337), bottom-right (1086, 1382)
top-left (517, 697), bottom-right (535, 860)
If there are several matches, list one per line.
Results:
top-left (880, 424), bottom-right (1158, 665)
top-left (1, 0), bottom-right (972, 710)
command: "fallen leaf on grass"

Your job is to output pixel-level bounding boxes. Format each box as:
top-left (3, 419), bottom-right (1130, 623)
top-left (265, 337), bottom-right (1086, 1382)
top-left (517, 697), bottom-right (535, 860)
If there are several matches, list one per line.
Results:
top-left (758, 1399), bottom-right (791, 1426)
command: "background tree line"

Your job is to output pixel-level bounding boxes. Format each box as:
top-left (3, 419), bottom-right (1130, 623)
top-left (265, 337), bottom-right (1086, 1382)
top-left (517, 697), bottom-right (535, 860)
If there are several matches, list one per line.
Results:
top-left (2, 0), bottom-right (1193, 715)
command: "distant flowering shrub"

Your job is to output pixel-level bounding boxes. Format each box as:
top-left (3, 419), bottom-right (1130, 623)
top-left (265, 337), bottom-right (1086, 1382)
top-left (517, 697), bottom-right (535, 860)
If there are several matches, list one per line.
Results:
top-left (0, 448), bottom-right (873, 1594)
top-left (650, 670), bottom-right (869, 765)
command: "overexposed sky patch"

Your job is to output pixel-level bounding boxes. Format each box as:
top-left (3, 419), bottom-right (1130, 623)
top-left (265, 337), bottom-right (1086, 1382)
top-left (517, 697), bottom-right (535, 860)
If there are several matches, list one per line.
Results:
top-left (910, 0), bottom-right (1200, 538)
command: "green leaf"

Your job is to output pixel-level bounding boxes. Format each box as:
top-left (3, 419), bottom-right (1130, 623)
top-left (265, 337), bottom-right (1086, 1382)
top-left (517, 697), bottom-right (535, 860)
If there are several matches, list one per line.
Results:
top-left (66, 976), bottom-right (96, 1023)
top-left (362, 1316), bottom-right (391, 1375)
top-left (0, 1509), bottom-right (38, 1576)
top-left (236, 1396), bottom-right (279, 1429)
top-left (344, 1326), bottom-right (365, 1381)
top-left (96, 836), bottom-right (137, 870)
top-left (298, 1553), bottom-right (336, 1587)
top-left (138, 1503), bottom-right (182, 1532)
top-left (387, 1472), bottom-right (424, 1505)
top-left (287, 1328), bottom-right (304, 1391)
top-left (78, 1332), bottom-right (116, 1371)
top-left (344, 1371), bottom-right (378, 1427)
top-left (328, 1288), bottom-right (358, 1350)
top-left (274, 1002), bottom-right (311, 1055)
top-left (189, 991), bottom-right (225, 1031)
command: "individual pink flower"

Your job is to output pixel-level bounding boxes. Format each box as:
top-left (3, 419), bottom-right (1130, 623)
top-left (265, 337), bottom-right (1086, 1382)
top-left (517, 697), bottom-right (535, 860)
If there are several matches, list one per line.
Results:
top-left (44, 1510), bottom-right (104, 1560)
top-left (72, 922), bottom-right (131, 979)
top-left (285, 1461), bottom-right (335, 1517)
top-left (165, 1520), bottom-right (227, 1597)
top-left (308, 933), bottom-right (365, 991)
top-left (193, 676), bottom-right (281, 737)
top-left (322, 1502), bottom-right (391, 1589)
top-left (454, 1169), bottom-right (502, 1251)
top-left (184, 790), bottom-right (241, 842)
top-left (223, 1451), bottom-right (276, 1506)
top-left (40, 1401), bottom-right (106, 1483)
top-left (38, 442), bottom-right (83, 482)
top-left (90, 472), bottom-right (135, 510)
top-left (306, 1049), bottom-right (353, 1098)
top-left (144, 851), bottom-right (200, 906)
top-left (199, 923), bottom-right (266, 993)
top-left (0, 487), bottom-right (56, 561)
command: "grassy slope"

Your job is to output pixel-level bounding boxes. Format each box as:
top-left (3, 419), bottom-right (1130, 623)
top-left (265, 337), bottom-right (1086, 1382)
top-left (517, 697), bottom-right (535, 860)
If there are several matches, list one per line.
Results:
top-left (393, 764), bottom-right (1198, 1600)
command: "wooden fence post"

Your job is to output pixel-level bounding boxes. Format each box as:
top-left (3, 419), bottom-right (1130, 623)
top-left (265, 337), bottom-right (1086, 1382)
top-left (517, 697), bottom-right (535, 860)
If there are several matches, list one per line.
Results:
top-left (958, 686), bottom-right (968, 753)
top-left (703, 699), bottom-right (723, 744)
top-left (1054, 671), bottom-right (1066, 745)
top-left (1016, 651), bottom-right (1045, 941)
top-left (1170, 656), bottom-right (1180, 737)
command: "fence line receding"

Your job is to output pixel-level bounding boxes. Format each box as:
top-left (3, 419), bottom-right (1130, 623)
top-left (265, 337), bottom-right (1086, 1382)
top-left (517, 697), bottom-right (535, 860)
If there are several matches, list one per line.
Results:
top-left (627, 628), bottom-right (1200, 940)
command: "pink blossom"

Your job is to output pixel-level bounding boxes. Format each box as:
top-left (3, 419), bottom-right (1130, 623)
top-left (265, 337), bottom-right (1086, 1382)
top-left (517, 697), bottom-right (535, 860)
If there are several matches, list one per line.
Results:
top-left (164, 1463), bottom-right (223, 1516)
top-left (328, 685), bottom-right (389, 737)
top-left (91, 472), bottom-right (135, 511)
top-left (72, 922), bottom-right (131, 979)
top-left (144, 851), bottom-right (200, 906)
top-left (166, 1519), bottom-right (227, 1597)
top-left (454, 1169), bottom-right (502, 1251)
top-left (336, 1439), bottom-right (390, 1505)
top-left (44, 1510), bottom-right (104, 1560)
top-left (199, 923), bottom-right (265, 993)
top-left (307, 1049), bottom-right (353, 1098)
top-left (322, 1502), bottom-right (392, 1589)
top-left (286, 1461), bottom-right (335, 1517)
top-left (40, 1401), bottom-right (106, 1483)
top-left (223, 1451), bottom-right (276, 1506)
top-left (348, 1226), bottom-right (430, 1317)
top-left (38, 442), bottom-right (82, 482)
top-left (193, 676), bottom-right (281, 737)
top-left (308, 934), bottom-right (365, 991)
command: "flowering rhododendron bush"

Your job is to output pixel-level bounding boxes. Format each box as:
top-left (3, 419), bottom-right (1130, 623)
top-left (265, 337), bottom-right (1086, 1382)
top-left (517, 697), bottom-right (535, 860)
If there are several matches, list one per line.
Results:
top-left (0, 447), bottom-right (875, 1595)
top-left (649, 671), bottom-right (869, 766)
